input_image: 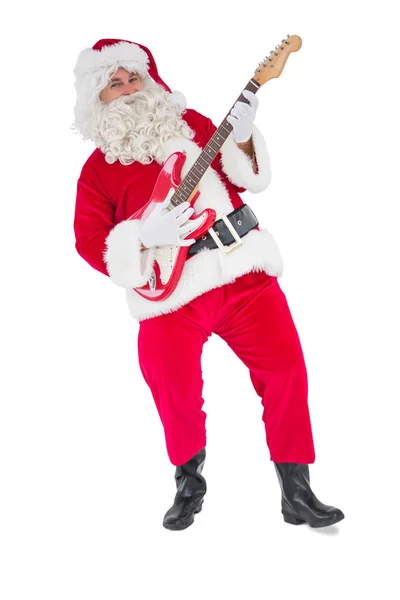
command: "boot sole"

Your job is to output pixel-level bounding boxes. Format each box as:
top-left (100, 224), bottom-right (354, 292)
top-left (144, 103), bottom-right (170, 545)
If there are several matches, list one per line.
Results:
top-left (283, 511), bottom-right (345, 527)
top-left (163, 501), bottom-right (204, 531)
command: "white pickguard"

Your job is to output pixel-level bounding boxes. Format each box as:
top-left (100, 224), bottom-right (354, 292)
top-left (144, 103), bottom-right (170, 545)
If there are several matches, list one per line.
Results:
top-left (152, 213), bottom-right (208, 286)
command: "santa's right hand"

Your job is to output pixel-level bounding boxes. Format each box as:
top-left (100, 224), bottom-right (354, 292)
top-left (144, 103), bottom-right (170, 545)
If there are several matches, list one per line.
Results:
top-left (139, 199), bottom-right (196, 248)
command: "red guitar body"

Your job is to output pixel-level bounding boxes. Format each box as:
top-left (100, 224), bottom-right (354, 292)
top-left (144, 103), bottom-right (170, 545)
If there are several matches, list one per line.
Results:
top-left (128, 152), bottom-right (216, 301)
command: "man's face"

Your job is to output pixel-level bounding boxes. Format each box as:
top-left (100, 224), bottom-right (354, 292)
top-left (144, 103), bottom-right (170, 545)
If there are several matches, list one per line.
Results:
top-left (99, 67), bottom-right (143, 104)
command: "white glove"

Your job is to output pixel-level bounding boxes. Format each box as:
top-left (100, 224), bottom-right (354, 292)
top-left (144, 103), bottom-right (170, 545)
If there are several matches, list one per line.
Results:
top-left (139, 196), bottom-right (196, 248)
top-left (226, 89), bottom-right (259, 143)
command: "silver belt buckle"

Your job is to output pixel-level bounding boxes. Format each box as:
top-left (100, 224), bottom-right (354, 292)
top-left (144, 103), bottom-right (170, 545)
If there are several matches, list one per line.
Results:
top-left (208, 213), bottom-right (243, 256)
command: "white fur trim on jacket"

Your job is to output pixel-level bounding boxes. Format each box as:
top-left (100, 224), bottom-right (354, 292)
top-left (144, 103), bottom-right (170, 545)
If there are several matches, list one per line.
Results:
top-left (125, 227), bottom-right (283, 322)
top-left (158, 137), bottom-right (235, 215)
top-left (103, 220), bottom-right (156, 288)
top-left (220, 125), bottom-right (272, 193)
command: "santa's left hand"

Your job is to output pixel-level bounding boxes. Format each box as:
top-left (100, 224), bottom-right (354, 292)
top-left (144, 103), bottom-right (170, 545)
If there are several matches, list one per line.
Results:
top-left (226, 89), bottom-right (259, 143)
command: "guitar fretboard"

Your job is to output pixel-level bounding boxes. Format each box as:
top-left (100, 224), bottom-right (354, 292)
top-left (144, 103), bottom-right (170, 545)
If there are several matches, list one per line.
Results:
top-left (170, 78), bottom-right (260, 207)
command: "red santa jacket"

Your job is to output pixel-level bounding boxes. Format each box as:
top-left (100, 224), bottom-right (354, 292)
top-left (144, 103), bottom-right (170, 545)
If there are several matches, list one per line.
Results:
top-left (74, 108), bottom-right (283, 321)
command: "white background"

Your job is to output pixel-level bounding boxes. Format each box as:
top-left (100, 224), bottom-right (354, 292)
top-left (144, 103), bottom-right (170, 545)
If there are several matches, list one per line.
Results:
top-left (1, 0), bottom-right (399, 598)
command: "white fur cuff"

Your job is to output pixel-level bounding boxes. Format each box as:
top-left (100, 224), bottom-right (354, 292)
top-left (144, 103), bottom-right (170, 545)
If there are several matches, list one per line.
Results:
top-left (103, 220), bottom-right (156, 289)
top-left (220, 125), bottom-right (272, 193)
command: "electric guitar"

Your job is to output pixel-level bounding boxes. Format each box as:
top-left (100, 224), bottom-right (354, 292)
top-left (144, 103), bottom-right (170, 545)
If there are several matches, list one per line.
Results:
top-left (130, 34), bottom-right (302, 301)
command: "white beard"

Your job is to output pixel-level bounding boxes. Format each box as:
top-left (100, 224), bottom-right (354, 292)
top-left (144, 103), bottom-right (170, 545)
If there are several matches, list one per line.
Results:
top-left (90, 79), bottom-right (195, 165)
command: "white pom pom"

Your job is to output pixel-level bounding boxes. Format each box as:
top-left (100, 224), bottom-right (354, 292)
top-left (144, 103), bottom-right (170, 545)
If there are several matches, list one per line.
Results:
top-left (170, 90), bottom-right (187, 111)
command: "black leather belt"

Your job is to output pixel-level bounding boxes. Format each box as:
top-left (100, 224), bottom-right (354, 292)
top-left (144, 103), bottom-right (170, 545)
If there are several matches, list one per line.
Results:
top-left (187, 204), bottom-right (259, 257)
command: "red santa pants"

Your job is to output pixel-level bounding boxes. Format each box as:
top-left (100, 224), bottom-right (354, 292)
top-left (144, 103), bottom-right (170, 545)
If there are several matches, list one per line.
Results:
top-left (137, 271), bottom-right (315, 466)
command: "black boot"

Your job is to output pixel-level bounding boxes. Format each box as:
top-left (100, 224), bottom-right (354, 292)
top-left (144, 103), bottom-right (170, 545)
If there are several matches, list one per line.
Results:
top-left (163, 448), bottom-right (207, 531)
top-left (274, 463), bottom-right (345, 528)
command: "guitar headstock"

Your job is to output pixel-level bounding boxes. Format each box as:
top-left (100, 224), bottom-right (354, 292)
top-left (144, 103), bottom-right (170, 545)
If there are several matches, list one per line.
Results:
top-left (252, 34), bottom-right (302, 86)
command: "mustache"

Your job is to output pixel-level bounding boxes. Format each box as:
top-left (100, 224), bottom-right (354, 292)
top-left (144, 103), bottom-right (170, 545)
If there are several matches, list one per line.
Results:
top-left (117, 90), bottom-right (148, 105)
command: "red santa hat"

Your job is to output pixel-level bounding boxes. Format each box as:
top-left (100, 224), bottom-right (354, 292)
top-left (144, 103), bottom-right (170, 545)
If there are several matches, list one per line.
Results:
top-left (73, 38), bottom-right (187, 139)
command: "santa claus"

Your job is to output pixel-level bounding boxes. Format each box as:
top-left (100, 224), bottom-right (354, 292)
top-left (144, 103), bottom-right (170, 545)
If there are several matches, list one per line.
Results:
top-left (72, 39), bottom-right (344, 531)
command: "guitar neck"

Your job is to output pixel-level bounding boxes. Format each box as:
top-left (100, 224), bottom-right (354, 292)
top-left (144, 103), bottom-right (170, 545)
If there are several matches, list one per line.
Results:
top-left (170, 78), bottom-right (260, 207)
